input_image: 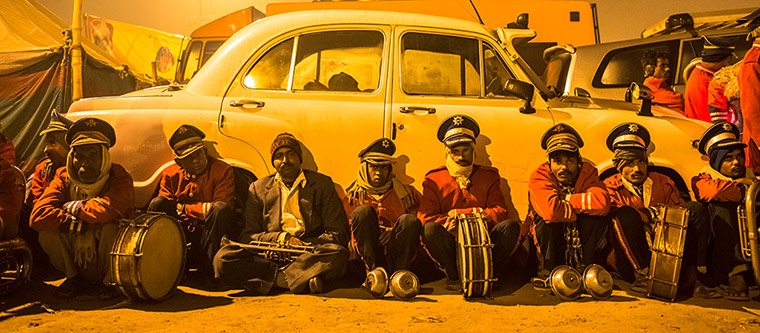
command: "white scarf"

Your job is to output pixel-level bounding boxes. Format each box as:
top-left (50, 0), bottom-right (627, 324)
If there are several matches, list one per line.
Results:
top-left (444, 144), bottom-right (475, 189)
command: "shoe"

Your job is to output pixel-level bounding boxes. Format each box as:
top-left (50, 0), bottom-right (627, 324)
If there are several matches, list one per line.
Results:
top-left (98, 285), bottom-right (121, 300)
top-left (531, 277), bottom-right (551, 292)
top-left (308, 276), bottom-right (324, 294)
top-left (274, 271), bottom-right (288, 289)
top-left (629, 275), bottom-right (648, 294)
top-left (55, 275), bottom-right (85, 298)
top-left (444, 279), bottom-right (461, 291)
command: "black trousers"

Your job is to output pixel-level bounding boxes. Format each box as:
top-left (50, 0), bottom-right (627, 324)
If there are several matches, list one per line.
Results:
top-left (610, 202), bottom-right (709, 281)
top-left (533, 214), bottom-right (606, 272)
top-left (148, 196), bottom-right (234, 275)
top-left (706, 201), bottom-right (750, 281)
top-left (350, 205), bottom-right (422, 272)
top-left (213, 238), bottom-right (348, 294)
top-left (422, 219), bottom-right (520, 280)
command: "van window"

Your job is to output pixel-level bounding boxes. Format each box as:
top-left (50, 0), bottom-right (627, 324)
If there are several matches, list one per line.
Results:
top-left (201, 41), bottom-right (224, 67)
top-left (592, 41), bottom-right (678, 88)
top-left (243, 38), bottom-right (294, 90)
top-left (401, 33), bottom-right (480, 96)
top-left (293, 30), bottom-right (384, 92)
top-left (181, 41), bottom-right (203, 83)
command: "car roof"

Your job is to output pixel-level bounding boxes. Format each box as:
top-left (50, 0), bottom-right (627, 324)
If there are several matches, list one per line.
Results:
top-left (641, 7), bottom-right (757, 38)
top-left (185, 9), bottom-right (493, 97)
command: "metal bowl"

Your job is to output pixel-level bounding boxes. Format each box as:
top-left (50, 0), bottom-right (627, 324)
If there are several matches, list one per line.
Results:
top-left (389, 270), bottom-right (420, 300)
top-left (582, 264), bottom-right (614, 300)
top-left (549, 265), bottom-right (583, 301)
top-left (362, 267), bottom-right (389, 299)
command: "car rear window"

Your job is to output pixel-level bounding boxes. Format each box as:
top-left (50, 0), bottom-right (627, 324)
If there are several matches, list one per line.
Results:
top-left (401, 33), bottom-right (480, 96)
top-left (243, 38), bottom-right (294, 90)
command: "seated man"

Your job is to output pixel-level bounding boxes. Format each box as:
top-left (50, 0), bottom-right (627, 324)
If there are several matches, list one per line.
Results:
top-left (604, 122), bottom-right (708, 293)
top-left (418, 115), bottom-right (520, 291)
top-left (214, 133), bottom-right (349, 294)
top-left (528, 124), bottom-right (609, 274)
top-left (642, 50), bottom-right (684, 113)
top-left (31, 118), bottom-right (134, 299)
top-left (28, 110), bottom-right (74, 207)
top-left (693, 122), bottom-right (758, 301)
top-left (344, 138), bottom-right (422, 280)
top-left (148, 125), bottom-right (235, 280)
top-left (0, 155), bottom-right (23, 240)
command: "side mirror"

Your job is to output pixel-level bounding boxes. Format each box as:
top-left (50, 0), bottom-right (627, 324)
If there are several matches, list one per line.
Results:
top-left (503, 79), bottom-right (536, 114)
top-left (626, 82), bottom-right (653, 117)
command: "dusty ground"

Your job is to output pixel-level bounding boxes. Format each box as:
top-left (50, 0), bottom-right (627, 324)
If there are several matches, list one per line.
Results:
top-left (2, 274), bottom-right (760, 332)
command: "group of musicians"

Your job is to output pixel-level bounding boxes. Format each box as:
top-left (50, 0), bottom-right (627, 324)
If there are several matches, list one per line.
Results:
top-left (0, 106), bottom-right (756, 303)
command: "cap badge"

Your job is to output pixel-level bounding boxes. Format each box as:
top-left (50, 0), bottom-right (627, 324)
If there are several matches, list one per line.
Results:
top-left (85, 119), bottom-right (97, 127)
top-left (628, 123), bottom-right (639, 133)
top-left (382, 140), bottom-right (390, 148)
top-left (453, 115), bottom-right (464, 126)
top-left (723, 123), bottom-right (732, 132)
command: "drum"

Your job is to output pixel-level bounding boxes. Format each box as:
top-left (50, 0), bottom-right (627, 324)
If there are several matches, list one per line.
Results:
top-left (110, 213), bottom-right (186, 302)
top-left (455, 209), bottom-right (496, 298)
top-left (647, 205), bottom-right (689, 302)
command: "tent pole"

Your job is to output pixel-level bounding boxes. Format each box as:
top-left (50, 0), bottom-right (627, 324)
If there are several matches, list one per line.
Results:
top-left (71, 0), bottom-right (83, 102)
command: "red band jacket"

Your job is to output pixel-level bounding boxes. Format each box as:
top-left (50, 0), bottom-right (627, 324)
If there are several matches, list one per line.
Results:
top-left (27, 158), bottom-right (57, 207)
top-left (529, 162), bottom-right (610, 223)
top-left (0, 159), bottom-right (23, 238)
top-left (343, 185), bottom-right (421, 228)
top-left (684, 66), bottom-right (714, 123)
top-left (644, 76), bottom-right (684, 113)
top-left (692, 166), bottom-right (759, 203)
top-left (417, 165), bottom-right (508, 229)
top-left (740, 43), bottom-right (760, 168)
top-left (157, 156), bottom-right (235, 221)
top-left (30, 164), bottom-right (134, 232)
top-left (605, 172), bottom-right (684, 222)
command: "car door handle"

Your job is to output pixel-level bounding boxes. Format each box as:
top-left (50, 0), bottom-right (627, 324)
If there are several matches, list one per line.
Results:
top-left (230, 99), bottom-right (265, 108)
top-left (399, 106), bottom-right (436, 114)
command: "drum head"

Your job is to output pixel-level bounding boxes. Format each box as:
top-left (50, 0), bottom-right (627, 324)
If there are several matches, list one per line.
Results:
top-left (139, 215), bottom-right (185, 300)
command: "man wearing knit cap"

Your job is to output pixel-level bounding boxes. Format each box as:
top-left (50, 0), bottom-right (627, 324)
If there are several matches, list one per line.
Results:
top-left (418, 115), bottom-right (520, 291)
top-left (604, 122), bottom-right (708, 294)
top-left (738, 9), bottom-right (760, 168)
top-left (213, 133), bottom-right (349, 295)
top-left (685, 36), bottom-right (736, 122)
top-left (31, 117), bottom-right (134, 300)
top-left (528, 123), bottom-right (609, 275)
top-left (148, 124), bottom-right (235, 281)
top-left (344, 138), bottom-right (422, 282)
top-left (27, 110), bottom-right (74, 207)
top-left (693, 122), bottom-right (759, 300)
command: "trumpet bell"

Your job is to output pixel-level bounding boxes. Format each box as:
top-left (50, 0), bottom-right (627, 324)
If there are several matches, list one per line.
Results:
top-left (549, 265), bottom-right (583, 301)
top-left (389, 270), bottom-right (420, 300)
top-left (582, 264), bottom-right (614, 300)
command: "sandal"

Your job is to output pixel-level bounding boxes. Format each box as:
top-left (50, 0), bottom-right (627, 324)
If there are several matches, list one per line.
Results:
top-left (694, 282), bottom-right (722, 299)
top-left (723, 275), bottom-right (750, 301)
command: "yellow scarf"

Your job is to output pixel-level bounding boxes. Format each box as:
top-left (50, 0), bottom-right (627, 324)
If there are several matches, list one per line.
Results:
top-left (445, 145), bottom-right (474, 189)
top-left (345, 162), bottom-right (415, 210)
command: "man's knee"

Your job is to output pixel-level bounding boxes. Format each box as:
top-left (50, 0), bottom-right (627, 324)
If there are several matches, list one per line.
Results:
top-left (148, 196), bottom-right (173, 213)
top-left (351, 205), bottom-right (377, 225)
top-left (37, 230), bottom-right (63, 252)
top-left (492, 219), bottom-right (520, 237)
top-left (210, 201), bottom-right (231, 214)
top-left (396, 214), bottom-right (422, 233)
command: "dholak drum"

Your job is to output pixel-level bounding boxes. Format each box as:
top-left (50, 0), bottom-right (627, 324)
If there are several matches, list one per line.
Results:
top-left (455, 209), bottom-right (496, 298)
top-left (110, 212), bottom-right (186, 302)
top-left (647, 205), bottom-right (689, 302)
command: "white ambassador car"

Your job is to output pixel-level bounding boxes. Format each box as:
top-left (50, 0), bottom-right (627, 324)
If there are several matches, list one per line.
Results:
top-left (67, 10), bottom-right (710, 220)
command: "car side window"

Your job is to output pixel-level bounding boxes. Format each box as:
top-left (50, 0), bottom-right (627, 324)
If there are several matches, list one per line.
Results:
top-left (181, 41), bottom-right (203, 83)
top-left (483, 43), bottom-right (515, 98)
top-left (401, 33), bottom-right (480, 96)
top-left (243, 38), bottom-right (294, 90)
top-left (593, 41), bottom-right (678, 88)
top-left (292, 30), bottom-right (384, 92)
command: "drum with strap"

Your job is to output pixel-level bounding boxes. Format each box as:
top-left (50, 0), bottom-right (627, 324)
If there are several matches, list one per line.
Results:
top-left (110, 212), bottom-right (186, 302)
top-left (647, 205), bottom-right (689, 302)
top-left (454, 208), bottom-right (496, 298)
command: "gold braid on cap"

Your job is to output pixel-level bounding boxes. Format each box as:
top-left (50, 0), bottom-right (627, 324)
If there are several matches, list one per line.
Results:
top-left (546, 133), bottom-right (579, 153)
top-left (361, 152), bottom-right (393, 165)
top-left (70, 131), bottom-right (111, 147)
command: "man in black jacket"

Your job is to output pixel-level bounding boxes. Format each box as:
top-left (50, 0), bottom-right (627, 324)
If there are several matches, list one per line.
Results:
top-left (213, 133), bottom-right (349, 294)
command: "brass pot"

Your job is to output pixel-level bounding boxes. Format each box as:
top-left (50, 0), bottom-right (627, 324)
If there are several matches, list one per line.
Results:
top-left (362, 267), bottom-right (389, 298)
top-left (582, 264), bottom-right (614, 300)
top-left (549, 265), bottom-right (583, 301)
top-left (389, 270), bottom-right (420, 300)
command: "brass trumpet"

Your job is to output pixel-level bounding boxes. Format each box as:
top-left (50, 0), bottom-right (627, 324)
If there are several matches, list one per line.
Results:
top-left (0, 237), bottom-right (33, 295)
top-left (246, 240), bottom-right (316, 265)
top-left (737, 180), bottom-right (760, 285)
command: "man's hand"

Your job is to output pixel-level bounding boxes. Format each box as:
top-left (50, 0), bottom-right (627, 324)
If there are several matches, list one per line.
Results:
top-left (286, 234), bottom-right (307, 246)
top-left (444, 210), bottom-right (459, 232)
top-left (739, 177), bottom-right (756, 186)
top-left (62, 200), bottom-right (85, 217)
top-left (379, 228), bottom-right (392, 247)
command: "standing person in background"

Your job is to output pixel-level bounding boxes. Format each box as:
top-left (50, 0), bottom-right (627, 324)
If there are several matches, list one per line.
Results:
top-left (685, 37), bottom-right (735, 122)
top-left (737, 9), bottom-right (760, 168)
top-left (642, 50), bottom-right (684, 113)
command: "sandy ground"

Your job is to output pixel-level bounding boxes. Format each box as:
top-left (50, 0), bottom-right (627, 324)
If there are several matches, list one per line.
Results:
top-left (2, 274), bottom-right (760, 332)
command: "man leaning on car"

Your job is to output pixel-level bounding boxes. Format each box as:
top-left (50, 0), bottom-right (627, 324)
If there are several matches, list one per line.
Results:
top-left (642, 50), bottom-right (684, 113)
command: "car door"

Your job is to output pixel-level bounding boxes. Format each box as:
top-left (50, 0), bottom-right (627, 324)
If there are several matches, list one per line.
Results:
top-left (220, 26), bottom-right (390, 187)
top-left (389, 28), bottom-right (555, 218)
